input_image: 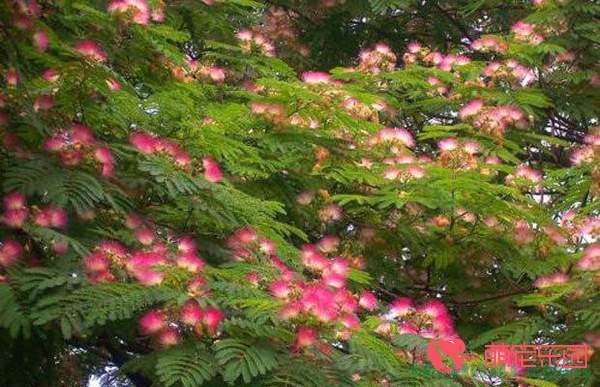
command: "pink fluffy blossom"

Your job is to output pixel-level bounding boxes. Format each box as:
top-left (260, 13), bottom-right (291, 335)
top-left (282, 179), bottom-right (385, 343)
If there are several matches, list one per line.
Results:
top-left (202, 157), bottom-right (222, 183)
top-left (0, 239), bottom-right (23, 266)
top-left (75, 40), bottom-right (108, 61)
top-left (180, 300), bottom-right (203, 325)
top-left (358, 291), bottom-right (378, 311)
top-left (302, 71), bottom-right (332, 84)
top-left (139, 310), bottom-right (165, 335)
top-left (33, 30), bottom-right (49, 52)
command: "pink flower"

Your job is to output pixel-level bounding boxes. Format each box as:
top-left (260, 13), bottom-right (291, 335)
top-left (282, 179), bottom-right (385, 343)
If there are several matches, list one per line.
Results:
top-left (157, 328), bottom-right (179, 347)
top-left (89, 270), bottom-right (115, 284)
top-left (279, 301), bottom-right (302, 320)
top-left (378, 127), bottom-right (415, 148)
top-left (388, 297), bottom-right (414, 318)
top-left (359, 291), bottom-right (378, 311)
top-left (259, 239), bottom-right (276, 255)
top-left (4, 192), bottom-right (27, 210)
top-left (419, 300), bottom-right (449, 319)
top-left (187, 276), bottom-right (207, 295)
top-left (75, 40), bottom-right (108, 62)
top-left (438, 137), bottom-right (458, 151)
top-left (301, 246), bottom-right (328, 271)
top-left (42, 68), bottom-right (59, 82)
top-left (294, 327), bottom-right (317, 348)
top-left (174, 151), bottom-right (191, 167)
top-left (514, 165), bottom-right (543, 183)
top-left (296, 191), bottom-right (314, 205)
top-left (72, 123), bottom-right (95, 145)
top-left (236, 29), bottom-right (253, 41)
top-left (407, 165), bottom-right (425, 179)
top-left (463, 140), bottom-right (480, 154)
top-left (52, 241), bottom-right (69, 255)
top-left (106, 78), bottom-right (121, 91)
top-left (178, 236), bottom-right (197, 253)
top-left (341, 314), bottom-right (361, 330)
top-left (0, 239), bottom-right (23, 266)
top-left (323, 271), bottom-right (346, 288)
top-left (302, 71), bottom-right (332, 84)
top-left (108, 0), bottom-right (150, 25)
top-left (269, 279), bottom-right (291, 299)
top-left (534, 272), bottom-right (569, 288)
top-left (180, 300), bottom-right (203, 325)
top-left (34, 207), bottom-right (67, 228)
top-left (246, 271), bottom-right (260, 286)
top-left (202, 157), bottom-right (222, 183)
top-left (512, 21), bottom-right (535, 37)
top-left (407, 41), bottom-right (421, 54)
top-left (398, 322), bottom-right (419, 335)
top-left (132, 269), bottom-right (164, 286)
top-left (202, 307), bottom-right (224, 334)
top-left (3, 209), bottom-right (28, 228)
top-left (33, 30), bottom-right (49, 52)
top-left (577, 244), bottom-right (600, 271)
top-left (459, 99), bottom-right (484, 120)
top-left (319, 203), bottom-right (342, 223)
top-left (125, 212), bottom-right (143, 229)
top-left (130, 131), bottom-right (157, 154)
top-left (135, 227), bottom-right (155, 245)
top-left (210, 66), bottom-right (226, 82)
top-left (97, 240), bottom-right (128, 258)
top-left (6, 68), bottom-right (19, 86)
top-left (94, 146), bottom-right (114, 164)
top-left (84, 252), bottom-right (110, 272)
top-left (139, 310), bottom-right (165, 335)
top-left (329, 257), bottom-right (349, 276)
top-left (176, 252), bottom-right (205, 273)
top-left (33, 95), bottom-right (54, 112)
top-left (317, 235), bottom-right (340, 253)
top-left (127, 251), bottom-right (165, 270)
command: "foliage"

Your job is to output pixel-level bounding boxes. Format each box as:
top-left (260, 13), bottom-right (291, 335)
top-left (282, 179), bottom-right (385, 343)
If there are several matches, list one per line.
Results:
top-left (0, 0), bottom-right (598, 386)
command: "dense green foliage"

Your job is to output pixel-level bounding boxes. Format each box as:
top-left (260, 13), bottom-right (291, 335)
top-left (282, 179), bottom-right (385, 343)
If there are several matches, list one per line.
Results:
top-left (0, 0), bottom-right (598, 386)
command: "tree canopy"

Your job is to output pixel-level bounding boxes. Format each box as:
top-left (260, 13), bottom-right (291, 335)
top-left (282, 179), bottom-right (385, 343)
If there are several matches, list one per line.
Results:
top-left (0, 0), bottom-right (599, 386)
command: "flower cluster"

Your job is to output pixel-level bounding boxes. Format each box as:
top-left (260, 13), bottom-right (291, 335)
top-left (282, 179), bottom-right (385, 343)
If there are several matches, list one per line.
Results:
top-left (368, 127), bottom-right (416, 149)
top-left (459, 99), bottom-right (528, 137)
top-left (402, 42), bottom-right (470, 72)
top-left (0, 238), bottom-right (23, 267)
top-left (250, 102), bottom-right (287, 125)
top-left (129, 131), bottom-right (222, 182)
top-left (44, 123), bottom-right (115, 176)
top-left (482, 60), bottom-right (536, 86)
top-left (84, 222), bottom-right (208, 288)
top-left (374, 298), bottom-right (458, 340)
top-left (138, 301), bottom-right (224, 347)
top-left (505, 164), bottom-right (543, 189)
top-left (571, 132), bottom-right (600, 166)
top-left (511, 21), bottom-right (544, 45)
top-left (236, 29), bottom-right (276, 57)
top-left (577, 244), bottom-right (600, 272)
top-left (436, 137), bottom-right (480, 170)
top-left (108, 0), bottom-right (151, 25)
top-left (358, 43), bottom-right (397, 74)
top-left (7, 0), bottom-right (49, 54)
top-left (188, 60), bottom-right (226, 83)
top-left (75, 40), bottom-right (108, 62)
top-left (1, 191), bottom-right (67, 230)
top-left (533, 272), bottom-right (569, 289)
top-left (470, 36), bottom-right (508, 53)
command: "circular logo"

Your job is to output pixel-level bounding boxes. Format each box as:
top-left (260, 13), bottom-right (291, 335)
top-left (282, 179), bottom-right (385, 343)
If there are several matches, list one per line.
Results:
top-left (427, 338), bottom-right (465, 373)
